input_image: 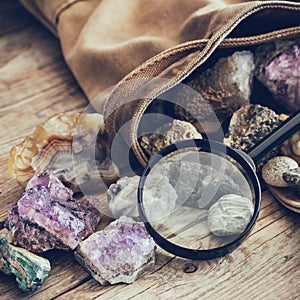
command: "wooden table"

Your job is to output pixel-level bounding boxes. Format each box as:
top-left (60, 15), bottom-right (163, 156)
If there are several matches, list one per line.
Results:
top-left (1, 1), bottom-right (299, 299)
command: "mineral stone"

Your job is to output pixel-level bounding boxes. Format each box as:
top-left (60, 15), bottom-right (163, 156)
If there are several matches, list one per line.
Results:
top-left (224, 104), bottom-right (288, 152)
top-left (283, 167), bottom-right (300, 196)
top-left (4, 172), bottom-right (101, 253)
top-left (140, 119), bottom-right (202, 157)
top-left (155, 158), bottom-right (243, 209)
top-left (107, 174), bottom-right (177, 220)
top-left (74, 216), bottom-right (156, 285)
top-left (262, 156), bottom-right (298, 188)
top-left (207, 194), bottom-right (254, 236)
top-left (0, 231), bottom-right (51, 292)
top-left (174, 50), bottom-right (254, 132)
top-left (7, 113), bottom-right (118, 193)
top-left (255, 37), bottom-right (300, 112)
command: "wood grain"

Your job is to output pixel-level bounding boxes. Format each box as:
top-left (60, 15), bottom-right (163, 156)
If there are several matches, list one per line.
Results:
top-left (0, 1), bottom-right (299, 299)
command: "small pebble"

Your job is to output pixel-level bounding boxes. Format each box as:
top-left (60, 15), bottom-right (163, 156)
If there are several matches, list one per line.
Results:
top-left (262, 156), bottom-right (298, 187)
top-left (207, 194), bottom-right (254, 237)
top-left (283, 167), bottom-right (300, 196)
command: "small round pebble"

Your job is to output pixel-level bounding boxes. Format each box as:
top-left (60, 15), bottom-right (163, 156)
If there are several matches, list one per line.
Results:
top-left (207, 194), bottom-right (254, 237)
top-left (262, 156), bottom-right (298, 187)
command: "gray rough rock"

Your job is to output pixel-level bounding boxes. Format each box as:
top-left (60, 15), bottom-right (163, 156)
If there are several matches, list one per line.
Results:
top-left (155, 158), bottom-right (244, 209)
top-left (207, 194), bottom-right (254, 236)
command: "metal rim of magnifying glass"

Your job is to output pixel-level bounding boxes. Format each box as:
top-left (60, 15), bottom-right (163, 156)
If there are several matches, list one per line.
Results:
top-left (137, 139), bottom-right (261, 260)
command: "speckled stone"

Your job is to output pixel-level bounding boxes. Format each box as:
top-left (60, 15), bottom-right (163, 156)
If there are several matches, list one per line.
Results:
top-left (283, 167), bottom-right (300, 196)
top-left (224, 104), bottom-right (288, 152)
top-left (207, 194), bottom-right (254, 237)
top-left (262, 156), bottom-right (298, 187)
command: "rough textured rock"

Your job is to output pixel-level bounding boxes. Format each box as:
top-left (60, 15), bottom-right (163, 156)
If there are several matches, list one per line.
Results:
top-left (4, 173), bottom-right (101, 253)
top-left (0, 230), bottom-right (51, 292)
top-left (140, 119), bottom-right (202, 157)
top-left (107, 174), bottom-right (177, 220)
top-left (174, 50), bottom-right (255, 132)
top-left (262, 156), bottom-right (298, 188)
top-left (75, 216), bottom-right (156, 285)
top-left (283, 167), bottom-right (300, 196)
top-left (207, 194), bottom-right (254, 236)
top-left (224, 104), bottom-right (288, 152)
top-left (255, 37), bottom-right (300, 113)
top-left (155, 158), bottom-right (244, 209)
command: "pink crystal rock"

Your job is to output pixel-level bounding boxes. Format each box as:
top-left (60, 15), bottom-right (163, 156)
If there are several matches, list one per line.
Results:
top-left (75, 216), bottom-right (156, 285)
top-left (5, 173), bottom-right (101, 253)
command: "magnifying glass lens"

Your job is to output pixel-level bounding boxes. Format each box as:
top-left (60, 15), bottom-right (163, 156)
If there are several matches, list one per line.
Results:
top-left (139, 140), bottom-right (260, 258)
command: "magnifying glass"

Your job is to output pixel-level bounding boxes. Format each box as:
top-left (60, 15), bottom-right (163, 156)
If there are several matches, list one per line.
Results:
top-left (138, 109), bottom-right (300, 260)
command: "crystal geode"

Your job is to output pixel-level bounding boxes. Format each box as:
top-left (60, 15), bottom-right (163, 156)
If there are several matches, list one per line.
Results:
top-left (0, 231), bottom-right (51, 292)
top-left (255, 37), bottom-right (300, 112)
top-left (4, 173), bottom-right (101, 253)
top-left (174, 50), bottom-right (255, 132)
top-left (107, 174), bottom-right (177, 220)
top-left (75, 216), bottom-right (156, 285)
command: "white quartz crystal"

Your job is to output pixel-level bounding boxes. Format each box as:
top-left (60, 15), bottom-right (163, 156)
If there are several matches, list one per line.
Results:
top-left (107, 174), bottom-right (177, 221)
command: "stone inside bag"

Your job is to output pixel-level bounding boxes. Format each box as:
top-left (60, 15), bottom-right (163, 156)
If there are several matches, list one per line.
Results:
top-left (137, 36), bottom-right (300, 170)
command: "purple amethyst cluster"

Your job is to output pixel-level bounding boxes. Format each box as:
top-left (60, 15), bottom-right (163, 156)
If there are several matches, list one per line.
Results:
top-left (75, 216), bottom-right (156, 285)
top-left (5, 172), bottom-right (101, 253)
top-left (255, 37), bottom-right (300, 112)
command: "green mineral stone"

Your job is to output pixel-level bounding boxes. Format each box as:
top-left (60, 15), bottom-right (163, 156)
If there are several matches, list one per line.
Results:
top-left (0, 233), bottom-right (51, 292)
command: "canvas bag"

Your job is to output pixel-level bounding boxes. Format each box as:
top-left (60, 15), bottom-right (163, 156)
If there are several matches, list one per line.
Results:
top-left (20, 0), bottom-right (300, 173)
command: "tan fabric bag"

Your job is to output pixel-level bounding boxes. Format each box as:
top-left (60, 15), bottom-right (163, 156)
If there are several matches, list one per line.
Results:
top-left (20, 0), bottom-right (300, 172)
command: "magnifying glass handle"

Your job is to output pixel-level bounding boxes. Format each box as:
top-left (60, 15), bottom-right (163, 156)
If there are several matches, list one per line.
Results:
top-left (247, 109), bottom-right (300, 164)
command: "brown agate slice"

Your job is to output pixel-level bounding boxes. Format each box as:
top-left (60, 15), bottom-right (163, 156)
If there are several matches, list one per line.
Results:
top-left (8, 113), bottom-right (118, 193)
